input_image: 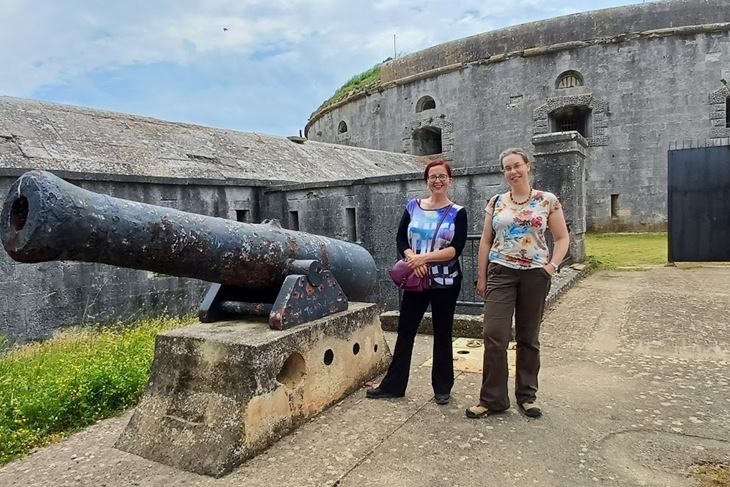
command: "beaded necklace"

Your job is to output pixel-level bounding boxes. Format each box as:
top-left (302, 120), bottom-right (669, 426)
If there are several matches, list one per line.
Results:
top-left (509, 187), bottom-right (533, 206)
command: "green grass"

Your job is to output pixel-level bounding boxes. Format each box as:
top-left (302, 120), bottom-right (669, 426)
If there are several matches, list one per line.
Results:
top-left (0, 315), bottom-right (191, 464)
top-left (585, 232), bottom-right (668, 270)
top-left (310, 60), bottom-right (388, 118)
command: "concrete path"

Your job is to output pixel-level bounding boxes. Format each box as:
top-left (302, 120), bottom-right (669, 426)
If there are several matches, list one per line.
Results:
top-left (1, 266), bottom-right (728, 486)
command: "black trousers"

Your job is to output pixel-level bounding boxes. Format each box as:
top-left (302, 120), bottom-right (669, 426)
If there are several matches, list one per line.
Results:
top-left (379, 283), bottom-right (461, 396)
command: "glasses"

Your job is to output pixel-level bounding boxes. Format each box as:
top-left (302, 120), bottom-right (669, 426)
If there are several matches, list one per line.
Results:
top-left (502, 162), bottom-right (526, 173)
top-left (427, 174), bottom-right (450, 182)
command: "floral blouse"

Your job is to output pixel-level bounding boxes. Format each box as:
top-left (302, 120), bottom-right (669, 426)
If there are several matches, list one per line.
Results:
top-left (485, 190), bottom-right (562, 269)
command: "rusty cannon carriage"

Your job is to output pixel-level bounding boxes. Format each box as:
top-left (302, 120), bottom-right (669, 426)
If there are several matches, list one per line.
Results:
top-left (1, 170), bottom-right (377, 329)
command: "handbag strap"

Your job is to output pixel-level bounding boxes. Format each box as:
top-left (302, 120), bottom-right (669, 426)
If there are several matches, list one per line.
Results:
top-left (429, 204), bottom-right (454, 252)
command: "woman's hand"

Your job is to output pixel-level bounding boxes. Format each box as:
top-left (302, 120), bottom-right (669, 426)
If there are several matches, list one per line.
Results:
top-left (406, 253), bottom-right (429, 269)
top-left (413, 264), bottom-right (428, 278)
top-left (544, 262), bottom-right (557, 276)
top-left (475, 277), bottom-right (487, 298)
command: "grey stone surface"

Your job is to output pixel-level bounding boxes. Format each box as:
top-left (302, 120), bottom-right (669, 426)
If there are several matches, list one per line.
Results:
top-left (0, 175), bottom-right (242, 345)
top-left (306, 1), bottom-right (730, 232)
top-left (0, 96), bottom-right (427, 345)
top-left (262, 167), bottom-right (508, 312)
top-left (115, 303), bottom-right (391, 477)
top-left (1, 265), bottom-right (729, 486)
top-left (533, 131), bottom-right (587, 262)
top-left (0, 96), bottom-right (424, 184)
top-left (0, 86), bottom-right (585, 347)
top-left (0, 161), bottom-right (569, 344)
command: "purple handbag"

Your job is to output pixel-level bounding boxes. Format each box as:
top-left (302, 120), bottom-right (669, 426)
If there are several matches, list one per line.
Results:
top-left (388, 259), bottom-right (430, 291)
top-left (388, 203), bottom-right (453, 292)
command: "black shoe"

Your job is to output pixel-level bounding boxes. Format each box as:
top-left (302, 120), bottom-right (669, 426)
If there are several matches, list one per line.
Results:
top-left (366, 387), bottom-right (402, 399)
top-left (434, 394), bottom-right (450, 405)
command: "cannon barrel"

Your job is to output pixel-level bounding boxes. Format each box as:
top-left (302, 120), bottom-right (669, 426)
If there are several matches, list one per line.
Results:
top-left (1, 170), bottom-right (376, 301)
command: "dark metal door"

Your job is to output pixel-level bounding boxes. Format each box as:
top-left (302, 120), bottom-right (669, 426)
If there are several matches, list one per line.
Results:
top-left (667, 144), bottom-right (730, 262)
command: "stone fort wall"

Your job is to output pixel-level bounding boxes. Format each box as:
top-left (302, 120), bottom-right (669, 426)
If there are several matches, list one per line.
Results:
top-left (305, 0), bottom-right (730, 231)
top-left (0, 171), bottom-right (258, 344)
top-left (0, 167), bottom-right (511, 344)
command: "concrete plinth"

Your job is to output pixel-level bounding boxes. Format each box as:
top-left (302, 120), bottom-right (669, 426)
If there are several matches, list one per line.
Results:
top-left (115, 302), bottom-right (391, 477)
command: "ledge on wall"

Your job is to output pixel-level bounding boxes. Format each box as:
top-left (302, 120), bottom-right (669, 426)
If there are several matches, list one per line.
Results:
top-left (379, 264), bottom-right (589, 338)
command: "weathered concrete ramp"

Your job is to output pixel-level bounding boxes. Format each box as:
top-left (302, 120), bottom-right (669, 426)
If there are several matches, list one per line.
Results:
top-left (115, 302), bottom-right (390, 477)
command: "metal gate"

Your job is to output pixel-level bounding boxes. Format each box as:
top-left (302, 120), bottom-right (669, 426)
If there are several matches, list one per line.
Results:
top-left (667, 142), bottom-right (730, 262)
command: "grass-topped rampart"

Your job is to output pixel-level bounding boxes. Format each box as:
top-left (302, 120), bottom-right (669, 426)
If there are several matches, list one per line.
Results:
top-left (309, 60), bottom-right (388, 120)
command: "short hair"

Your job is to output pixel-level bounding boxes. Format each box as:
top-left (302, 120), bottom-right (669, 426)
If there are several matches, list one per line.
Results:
top-left (423, 159), bottom-right (453, 181)
top-left (498, 148), bottom-right (531, 168)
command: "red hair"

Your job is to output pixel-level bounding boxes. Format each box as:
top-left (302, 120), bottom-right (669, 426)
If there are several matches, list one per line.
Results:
top-left (423, 159), bottom-right (452, 181)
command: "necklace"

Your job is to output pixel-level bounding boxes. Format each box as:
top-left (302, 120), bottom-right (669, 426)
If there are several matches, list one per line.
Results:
top-left (509, 188), bottom-right (532, 206)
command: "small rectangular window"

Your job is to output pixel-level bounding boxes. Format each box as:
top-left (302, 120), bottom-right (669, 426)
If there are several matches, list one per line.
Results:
top-left (289, 210), bottom-right (300, 231)
top-left (610, 194), bottom-right (619, 218)
top-left (346, 207), bottom-right (357, 241)
top-left (726, 98), bottom-right (730, 128)
top-left (236, 209), bottom-right (249, 222)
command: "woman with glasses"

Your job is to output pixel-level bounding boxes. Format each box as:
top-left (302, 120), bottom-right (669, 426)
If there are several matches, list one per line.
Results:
top-left (367, 159), bottom-right (467, 405)
top-left (466, 148), bottom-right (569, 419)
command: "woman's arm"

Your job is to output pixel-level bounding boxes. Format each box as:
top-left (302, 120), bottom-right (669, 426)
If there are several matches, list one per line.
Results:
top-left (475, 211), bottom-right (493, 298)
top-left (396, 208), bottom-right (413, 259)
top-left (546, 204), bottom-right (570, 275)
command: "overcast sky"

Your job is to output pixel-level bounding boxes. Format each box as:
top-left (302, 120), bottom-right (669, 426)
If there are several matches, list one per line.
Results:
top-left (1, 0), bottom-right (641, 136)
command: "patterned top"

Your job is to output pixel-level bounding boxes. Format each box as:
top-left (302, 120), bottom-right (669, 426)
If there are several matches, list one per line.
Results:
top-left (486, 190), bottom-right (562, 269)
top-left (396, 199), bottom-right (467, 287)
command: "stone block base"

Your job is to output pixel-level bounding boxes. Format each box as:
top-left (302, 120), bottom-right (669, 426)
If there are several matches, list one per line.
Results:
top-left (115, 302), bottom-right (391, 477)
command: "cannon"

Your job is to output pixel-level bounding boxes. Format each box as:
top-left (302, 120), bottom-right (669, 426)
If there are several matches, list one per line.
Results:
top-left (1, 170), bottom-right (377, 329)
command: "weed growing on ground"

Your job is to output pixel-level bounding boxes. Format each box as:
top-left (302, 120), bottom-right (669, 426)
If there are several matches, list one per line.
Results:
top-left (0, 315), bottom-right (191, 464)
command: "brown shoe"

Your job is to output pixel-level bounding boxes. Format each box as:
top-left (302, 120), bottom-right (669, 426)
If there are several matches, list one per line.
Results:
top-left (464, 405), bottom-right (505, 419)
top-left (518, 401), bottom-right (542, 418)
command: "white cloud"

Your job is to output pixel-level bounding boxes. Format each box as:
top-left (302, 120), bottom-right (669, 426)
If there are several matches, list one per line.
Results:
top-left (0, 0), bottom-right (640, 134)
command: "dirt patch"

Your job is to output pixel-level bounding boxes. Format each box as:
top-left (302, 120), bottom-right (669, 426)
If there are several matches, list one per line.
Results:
top-left (690, 463), bottom-right (730, 487)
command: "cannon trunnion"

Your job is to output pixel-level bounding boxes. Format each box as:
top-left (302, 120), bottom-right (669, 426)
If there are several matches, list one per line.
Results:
top-left (1, 170), bottom-right (377, 329)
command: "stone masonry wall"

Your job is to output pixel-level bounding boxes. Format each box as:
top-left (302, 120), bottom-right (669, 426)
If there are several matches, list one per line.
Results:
top-left (307, 18), bottom-right (730, 232)
top-left (2, 161), bottom-right (585, 343)
top-left (0, 175), bottom-right (258, 345)
top-left (264, 168), bottom-right (520, 312)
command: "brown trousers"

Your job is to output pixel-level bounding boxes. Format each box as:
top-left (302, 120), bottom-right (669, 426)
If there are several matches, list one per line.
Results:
top-left (479, 263), bottom-right (551, 411)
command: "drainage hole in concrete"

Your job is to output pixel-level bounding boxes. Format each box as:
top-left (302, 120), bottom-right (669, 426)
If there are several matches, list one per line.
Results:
top-left (276, 352), bottom-right (306, 388)
top-left (374, 344), bottom-right (378, 353)
top-left (456, 350), bottom-right (470, 354)
top-left (353, 343), bottom-right (360, 355)
top-left (323, 349), bottom-right (334, 365)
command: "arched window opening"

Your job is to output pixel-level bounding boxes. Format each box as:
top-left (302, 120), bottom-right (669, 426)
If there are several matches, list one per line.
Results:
top-left (416, 96), bottom-right (436, 112)
top-left (412, 127), bottom-right (442, 156)
top-left (556, 71), bottom-right (584, 89)
top-left (338, 121), bottom-right (348, 134)
top-left (549, 105), bottom-right (592, 138)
